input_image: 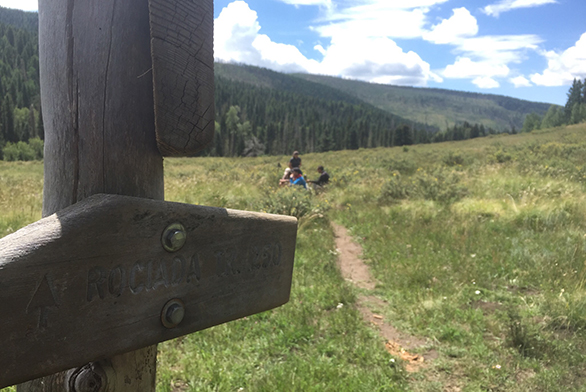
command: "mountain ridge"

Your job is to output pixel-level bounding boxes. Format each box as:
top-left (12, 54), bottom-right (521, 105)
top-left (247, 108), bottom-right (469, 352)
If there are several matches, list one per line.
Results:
top-left (216, 62), bottom-right (552, 132)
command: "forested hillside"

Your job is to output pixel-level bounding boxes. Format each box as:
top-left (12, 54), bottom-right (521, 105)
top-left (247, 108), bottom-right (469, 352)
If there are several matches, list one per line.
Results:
top-left (0, 7), bottom-right (42, 159)
top-left (293, 73), bottom-right (552, 132)
top-left (214, 64), bottom-right (437, 156)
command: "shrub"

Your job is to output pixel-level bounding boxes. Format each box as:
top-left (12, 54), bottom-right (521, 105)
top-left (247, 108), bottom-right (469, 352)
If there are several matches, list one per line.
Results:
top-left (379, 167), bottom-right (468, 205)
top-left (379, 172), bottom-right (410, 203)
top-left (442, 151), bottom-right (465, 166)
top-left (257, 187), bottom-right (329, 219)
top-left (2, 142), bottom-right (20, 161)
top-left (412, 167), bottom-right (468, 204)
top-left (28, 138), bottom-right (44, 160)
top-left (494, 150), bottom-right (512, 163)
top-left (2, 138), bottom-right (44, 161)
top-left (384, 157), bottom-right (417, 175)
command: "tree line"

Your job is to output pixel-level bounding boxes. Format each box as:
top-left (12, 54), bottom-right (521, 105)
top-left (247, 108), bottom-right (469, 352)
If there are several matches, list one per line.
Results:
top-left (521, 78), bottom-right (586, 133)
top-left (209, 76), bottom-right (441, 157)
top-left (208, 76), bottom-right (502, 157)
top-left (0, 14), bottom-right (43, 161)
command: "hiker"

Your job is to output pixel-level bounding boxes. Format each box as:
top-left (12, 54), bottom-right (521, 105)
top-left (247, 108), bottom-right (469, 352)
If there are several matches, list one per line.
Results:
top-left (308, 166), bottom-right (329, 190)
top-left (288, 151), bottom-right (301, 170)
top-left (289, 167), bottom-right (307, 189)
top-left (279, 167), bottom-right (292, 186)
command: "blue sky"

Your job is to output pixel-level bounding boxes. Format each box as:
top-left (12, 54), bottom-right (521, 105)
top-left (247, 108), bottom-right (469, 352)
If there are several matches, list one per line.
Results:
top-left (4, 0), bottom-right (585, 106)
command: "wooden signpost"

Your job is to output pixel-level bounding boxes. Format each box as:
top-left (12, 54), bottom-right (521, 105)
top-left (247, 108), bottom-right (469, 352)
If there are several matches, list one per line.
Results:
top-left (0, 0), bottom-right (298, 390)
top-left (0, 195), bottom-right (296, 388)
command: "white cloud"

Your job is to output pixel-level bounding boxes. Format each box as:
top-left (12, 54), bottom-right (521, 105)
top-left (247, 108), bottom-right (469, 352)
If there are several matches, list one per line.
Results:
top-left (0, 0), bottom-right (37, 11)
top-left (214, 1), bottom-right (319, 73)
top-left (317, 35), bottom-right (443, 85)
top-left (314, 44), bottom-right (326, 56)
top-left (215, 1), bottom-right (443, 86)
top-left (483, 0), bottom-right (557, 17)
top-left (530, 32), bottom-right (586, 86)
top-left (510, 76), bottom-right (532, 87)
top-left (278, 0), bottom-right (332, 6)
top-left (315, 8), bottom-right (429, 40)
top-left (423, 8), bottom-right (478, 44)
top-left (444, 57), bottom-right (510, 79)
top-left (456, 35), bottom-right (542, 63)
top-left (473, 77), bottom-right (500, 89)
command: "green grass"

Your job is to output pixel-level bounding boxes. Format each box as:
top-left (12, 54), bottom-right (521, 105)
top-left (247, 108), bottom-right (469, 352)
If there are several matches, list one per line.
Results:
top-left (3, 123), bottom-right (586, 391)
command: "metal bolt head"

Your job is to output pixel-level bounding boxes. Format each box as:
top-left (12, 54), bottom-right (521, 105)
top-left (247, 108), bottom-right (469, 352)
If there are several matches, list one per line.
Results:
top-left (162, 223), bottom-right (186, 252)
top-left (161, 299), bottom-right (185, 329)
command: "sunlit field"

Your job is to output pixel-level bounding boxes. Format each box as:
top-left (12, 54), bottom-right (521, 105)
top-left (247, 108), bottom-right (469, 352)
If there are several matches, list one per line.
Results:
top-left (2, 123), bottom-right (586, 391)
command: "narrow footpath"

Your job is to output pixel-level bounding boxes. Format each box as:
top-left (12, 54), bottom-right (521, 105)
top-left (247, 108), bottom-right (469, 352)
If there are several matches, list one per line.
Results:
top-left (331, 223), bottom-right (437, 373)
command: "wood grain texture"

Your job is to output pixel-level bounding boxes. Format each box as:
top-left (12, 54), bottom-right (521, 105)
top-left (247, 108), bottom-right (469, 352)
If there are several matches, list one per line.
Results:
top-left (1, 194), bottom-right (298, 389)
top-left (149, 0), bottom-right (215, 156)
top-left (28, 0), bottom-right (164, 389)
top-left (39, 0), bottom-right (164, 217)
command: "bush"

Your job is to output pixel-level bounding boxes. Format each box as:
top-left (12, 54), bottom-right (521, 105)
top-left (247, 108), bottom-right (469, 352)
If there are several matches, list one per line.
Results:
top-left (494, 150), bottom-right (512, 163)
top-left (379, 172), bottom-right (410, 203)
top-left (28, 138), bottom-right (44, 160)
top-left (442, 151), bottom-right (465, 166)
top-left (2, 138), bottom-right (44, 161)
top-left (413, 167), bottom-right (468, 203)
top-left (384, 157), bottom-right (417, 175)
top-left (257, 187), bottom-right (329, 219)
top-left (379, 167), bottom-right (468, 205)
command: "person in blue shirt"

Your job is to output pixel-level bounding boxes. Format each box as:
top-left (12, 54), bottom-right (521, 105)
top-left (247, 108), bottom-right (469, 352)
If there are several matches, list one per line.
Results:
top-left (289, 167), bottom-right (307, 189)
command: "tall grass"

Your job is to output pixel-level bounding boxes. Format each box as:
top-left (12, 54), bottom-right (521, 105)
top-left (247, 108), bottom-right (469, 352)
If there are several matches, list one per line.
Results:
top-left (2, 124), bottom-right (586, 391)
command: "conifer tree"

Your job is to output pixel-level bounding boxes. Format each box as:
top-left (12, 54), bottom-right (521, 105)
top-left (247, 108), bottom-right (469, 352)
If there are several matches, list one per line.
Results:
top-left (565, 78), bottom-right (583, 122)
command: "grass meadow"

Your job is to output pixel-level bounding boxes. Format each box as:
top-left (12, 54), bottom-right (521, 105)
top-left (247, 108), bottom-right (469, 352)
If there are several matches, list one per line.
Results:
top-left (2, 123), bottom-right (586, 391)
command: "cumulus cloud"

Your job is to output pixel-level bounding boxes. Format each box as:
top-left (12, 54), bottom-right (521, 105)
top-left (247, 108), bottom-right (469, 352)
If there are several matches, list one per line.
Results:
top-left (444, 57), bottom-right (510, 79)
top-left (473, 77), bottom-right (500, 89)
top-left (483, 0), bottom-right (557, 17)
top-left (423, 8), bottom-right (542, 89)
top-left (215, 1), bottom-right (443, 86)
top-left (510, 76), bottom-right (532, 87)
top-left (423, 8), bottom-right (478, 44)
top-left (530, 32), bottom-right (586, 86)
top-left (439, 34), bottom-right (542, 88)
top-left (317, 35), bottom-right (443, 85)
top-left (0, 0), bottom-right (37, 11)
top-left (214, 1), bottom-right (319, 73)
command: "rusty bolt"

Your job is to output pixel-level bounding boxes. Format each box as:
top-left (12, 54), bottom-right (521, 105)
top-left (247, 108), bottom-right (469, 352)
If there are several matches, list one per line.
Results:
top-left (161, 299), bottom-right (185, 329)
top-left (162, 223), bottom-right (186, 252)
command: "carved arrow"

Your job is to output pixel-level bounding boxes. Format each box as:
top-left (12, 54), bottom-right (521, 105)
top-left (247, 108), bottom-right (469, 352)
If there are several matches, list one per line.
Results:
top-left (0, 194), bottom-right (297, 388)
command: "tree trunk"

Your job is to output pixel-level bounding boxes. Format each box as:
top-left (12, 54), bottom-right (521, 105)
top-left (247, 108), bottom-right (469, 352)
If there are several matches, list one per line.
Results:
top-left (18, 0), bottom-right (163, 390)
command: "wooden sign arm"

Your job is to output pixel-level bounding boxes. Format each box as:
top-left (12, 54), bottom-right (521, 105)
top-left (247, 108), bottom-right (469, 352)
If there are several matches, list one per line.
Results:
top-left (1, 195), bottom-right (297, 389)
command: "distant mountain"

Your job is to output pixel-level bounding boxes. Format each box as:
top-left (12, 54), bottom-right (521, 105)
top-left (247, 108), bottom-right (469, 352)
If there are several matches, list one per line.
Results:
top-left (216, 62), bottom-right (552, 132)
top-left (0, 6), bottom-right (37, 32)
top-left (214, 63), bottom-right (437, 156)
top-left (293, 73), bottom-right (553, 132)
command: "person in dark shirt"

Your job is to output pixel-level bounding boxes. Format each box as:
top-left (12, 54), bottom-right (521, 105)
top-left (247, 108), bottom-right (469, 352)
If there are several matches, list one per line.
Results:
top-left (309, 166), bottom-right (329, 190)
top-left (289, 151), bottom-right (301, 170)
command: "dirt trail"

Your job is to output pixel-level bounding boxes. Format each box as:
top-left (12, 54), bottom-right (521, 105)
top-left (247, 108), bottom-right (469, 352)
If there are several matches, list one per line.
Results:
top-left (332, 223), bottom-right (436, 372)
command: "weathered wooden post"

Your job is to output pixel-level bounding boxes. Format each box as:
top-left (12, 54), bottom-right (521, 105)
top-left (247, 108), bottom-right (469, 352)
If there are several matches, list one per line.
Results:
top-left (0, 0), bottom-right (297, 390)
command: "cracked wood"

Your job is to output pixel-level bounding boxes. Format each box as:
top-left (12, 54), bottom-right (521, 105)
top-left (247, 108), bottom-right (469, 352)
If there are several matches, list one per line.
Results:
top-left (149, 0), bottom-right (215, 156)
